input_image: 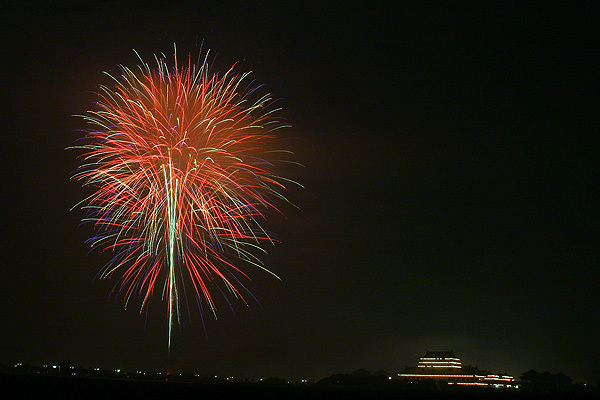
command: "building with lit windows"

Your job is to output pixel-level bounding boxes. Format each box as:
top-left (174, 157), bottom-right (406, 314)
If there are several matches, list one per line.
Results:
top-left (398, 351), bottom-right (516, 388)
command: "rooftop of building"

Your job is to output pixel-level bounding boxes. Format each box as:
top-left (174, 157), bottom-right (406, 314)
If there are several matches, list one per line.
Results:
top-left (423, 350), bottom-right (456, 359)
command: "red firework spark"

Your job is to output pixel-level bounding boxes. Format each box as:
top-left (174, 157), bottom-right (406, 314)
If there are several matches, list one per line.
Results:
top-left (72, 48), bottom-right (297, 348)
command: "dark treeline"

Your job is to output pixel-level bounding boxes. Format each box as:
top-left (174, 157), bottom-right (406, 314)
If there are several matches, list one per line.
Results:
top-left (2, 370), bottom-right (598, 400)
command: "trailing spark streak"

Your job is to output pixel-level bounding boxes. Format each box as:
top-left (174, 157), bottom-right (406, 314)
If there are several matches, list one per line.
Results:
top-left (72, 48), bottom-right (297, 349)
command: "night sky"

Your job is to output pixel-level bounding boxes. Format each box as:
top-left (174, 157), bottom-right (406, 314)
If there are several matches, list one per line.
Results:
top-left (1, 1), bottom-right (598, 384)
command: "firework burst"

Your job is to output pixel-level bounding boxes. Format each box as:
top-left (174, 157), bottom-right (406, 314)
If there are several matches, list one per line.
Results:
top-left (72, 48), bottom-right (297, 348)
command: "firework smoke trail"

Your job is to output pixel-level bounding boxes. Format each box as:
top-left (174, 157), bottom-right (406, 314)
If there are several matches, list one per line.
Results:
top-left (72, 47), bottom-right (298, 349)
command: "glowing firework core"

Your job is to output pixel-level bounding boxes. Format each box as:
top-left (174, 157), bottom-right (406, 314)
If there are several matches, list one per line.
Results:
top-left (73, 49), bottom-right (295, 348)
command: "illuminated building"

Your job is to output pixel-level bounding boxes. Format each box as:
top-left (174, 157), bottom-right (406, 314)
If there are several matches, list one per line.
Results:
top-left (398, 351), bottom-right (516, 388)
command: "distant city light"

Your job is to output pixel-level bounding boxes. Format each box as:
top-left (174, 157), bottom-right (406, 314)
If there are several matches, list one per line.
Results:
top-left (399, 351), bottom-right (515, 388)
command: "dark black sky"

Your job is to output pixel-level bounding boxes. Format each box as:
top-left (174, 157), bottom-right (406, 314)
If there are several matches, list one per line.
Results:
top-left (0, 1), bottom-right (598, 383)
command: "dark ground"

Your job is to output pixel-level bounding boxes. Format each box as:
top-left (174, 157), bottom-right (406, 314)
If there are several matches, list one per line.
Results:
top-left (1, 373), bottom-right (597, 400)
